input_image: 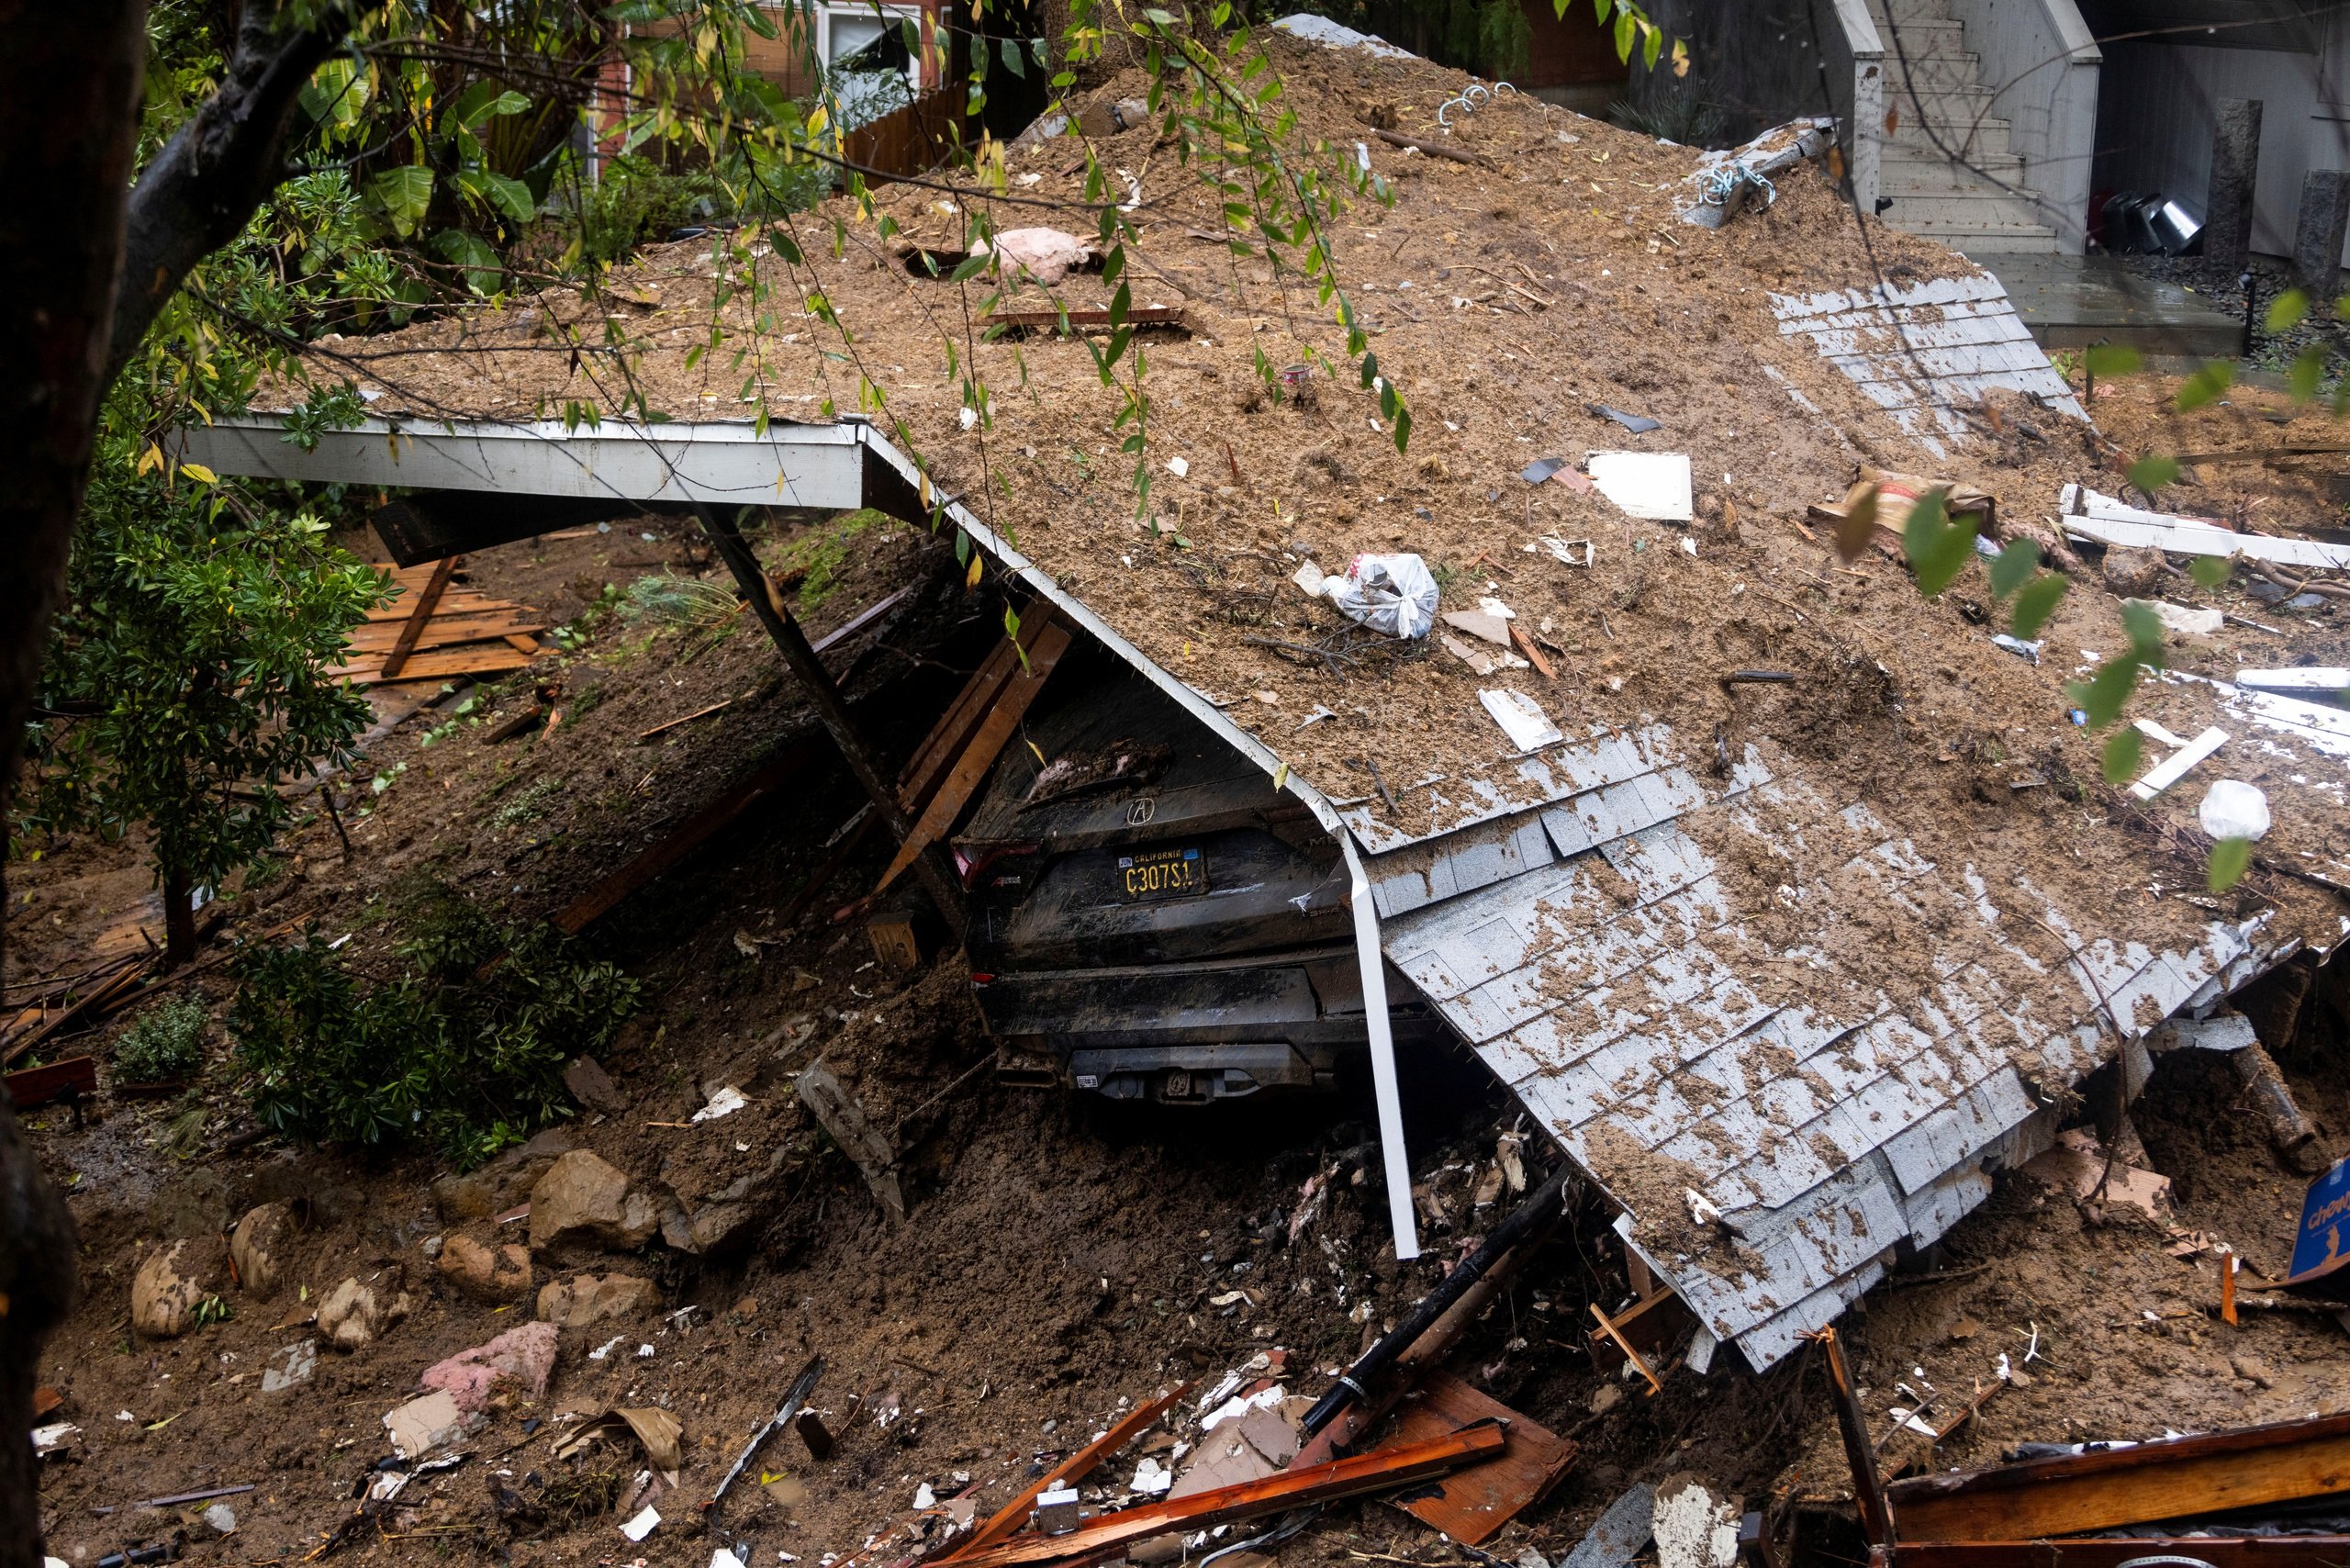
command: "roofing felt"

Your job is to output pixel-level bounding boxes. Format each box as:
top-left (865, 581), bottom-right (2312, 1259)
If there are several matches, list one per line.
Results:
top-left (179, 25), bottom-right (2350, 1370)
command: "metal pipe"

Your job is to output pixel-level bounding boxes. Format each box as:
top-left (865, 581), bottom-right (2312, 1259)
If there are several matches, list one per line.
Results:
top-left (1300, 1163), bottom-right (1572, 1437)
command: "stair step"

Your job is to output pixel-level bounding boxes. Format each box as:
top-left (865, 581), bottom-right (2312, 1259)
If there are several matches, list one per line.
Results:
top-left (1888, 218), bottom-right (2064, 254)
top-left (1889, 120), bottom-right (2016, 160)
top-left (1880, 188), bottom-right (2055, 222)
top-left (1879, 0), bottom-right (1958, 21)
top-left (1881, 148), bottom-right (2030, 194)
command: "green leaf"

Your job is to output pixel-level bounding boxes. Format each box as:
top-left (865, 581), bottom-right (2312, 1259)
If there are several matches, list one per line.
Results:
top-left (434, 230), bottom-right (501, 294)
top-left (1613, 6), bottom-right (1635, 60)
top-left (2101, 725), bottom-right (2143, 784)
top-left (2189, 554), bottom-right (2233, 589)
top-left (1391, 403), bottom-right (1412, 454)
top-left (2068, 657), bottom-right (2141, 728)
top-left (2176, 359), bottom-right (2235, 411)
top-left (468, 171), bottom-right (535, 225)
top-left (2120, 599), bottom-right (2165, 660)
top-left (1901, 488), bottom-right (1979, 597)
top-left (2289, 344), bottom-right (2325, 404)
top-left (2083, 342), bottom-right (2141, 379)
top-left (1987, 538), bottom-right (2039, 599)
top-left (2010, 573), bottom-right (2067, 639)
top-left (999, 36), bottom-right (1027, 76)
top-left (2127, 454), bottom-right (2180, 492)
top-left (1642, 23), bottom-right (1663, 69)
top-left (371, 166), bottom-right (433, 238)
top-left (2266, 287), bottom-right (2310, 333)
top-left (2208, 836), bottom-right (2253, 892)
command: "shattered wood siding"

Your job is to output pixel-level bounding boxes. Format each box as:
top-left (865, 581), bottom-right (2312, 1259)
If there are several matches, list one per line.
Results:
top-left (1366, 724), bottom-right (2272, 1371)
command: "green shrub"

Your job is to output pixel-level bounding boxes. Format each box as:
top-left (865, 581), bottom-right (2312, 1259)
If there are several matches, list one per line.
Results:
top-left (114, 996), bottom-right (209, 1083)
top-left (229, 884), bottom-right (640, 1167)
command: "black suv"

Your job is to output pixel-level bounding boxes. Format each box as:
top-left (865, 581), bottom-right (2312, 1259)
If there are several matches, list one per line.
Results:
top-left (952, 653), bottom-right (1442, 1103)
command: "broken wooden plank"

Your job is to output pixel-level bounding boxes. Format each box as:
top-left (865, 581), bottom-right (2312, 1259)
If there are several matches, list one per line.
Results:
top-left (872, 621), bottom-right (1073, 897)
top-left (639, 699), bottom-right (733, 743)
top-left (982, 306), bottom-right (1191, 333)
top-left (795, 1061), bottom-right (905, 1222)
top-left (4, 1056), bottom-right (99, 1111)
top-left (1371, 128), bottom-right (1490, 166)
top-left (1385, 1372), bottom-right (1576, 1545)
top-left (947, 1425), bottom-right (1507, 1568)
top-left (343, 612), bottom-right (544, 651)
top-left (377, 554), bottom-right (459, 681)
top-left (946, 1384), bottom-right (1191, 1560)
top-left (551, 749), bottom-right (815, 933)
top-left (2059, 485), bottom-right (2350, 571)
top-left (2128, 725), bottom-right (2228, 801)
top-left (1587, 1302), bottom-right (1662, 1395)
top-left (1585, 1282), bottom-right (1696, 1361)
top-left (1889, 1540), bottom-right (2350, 1568)
top-left (1885, 1410), bottom-right (2350, 1541)
top-left (331, 644), bottom-right (535, 686)
top-left (4, 964), bottom-right (149, 1068)
top-left (895, 612), bottom-right (1053, 816)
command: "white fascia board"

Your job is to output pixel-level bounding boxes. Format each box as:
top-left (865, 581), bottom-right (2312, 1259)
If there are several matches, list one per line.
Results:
top-left (169, 415), bottom-right (867, 511)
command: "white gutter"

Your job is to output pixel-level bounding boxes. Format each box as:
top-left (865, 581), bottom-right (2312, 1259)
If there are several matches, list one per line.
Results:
top-left (173, 412), bottom-right (1427, 1260)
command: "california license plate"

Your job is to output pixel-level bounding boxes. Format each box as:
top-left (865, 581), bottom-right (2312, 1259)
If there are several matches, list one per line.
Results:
top-left (1117, 846), bottom-right (1206, 901)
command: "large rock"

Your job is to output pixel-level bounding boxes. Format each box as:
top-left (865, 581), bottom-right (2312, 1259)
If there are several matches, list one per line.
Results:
top-left (436, 1234), bottom-right (534, 1303)
top-left (420, 1320), bottom-right (558, 1415)
top-left (318, 1275), bottom-right (411, 1350)
top-left (536, 1272), bottom-right (662, 1327)
top-left (131, 1239), bottom-right (214, 1339)
top-left (228, 1202), bottom-right (297, 1299)
top-left (529, 1150), bottom-right (657, 1254)
top-left (564, 1057), bottom-right (628, 1116)
top-left (2102, 543), bottom-right (2165, 598)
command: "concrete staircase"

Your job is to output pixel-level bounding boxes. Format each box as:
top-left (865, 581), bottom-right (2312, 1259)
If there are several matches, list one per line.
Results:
top-left (1867, 0), bottom-right (2063, 253)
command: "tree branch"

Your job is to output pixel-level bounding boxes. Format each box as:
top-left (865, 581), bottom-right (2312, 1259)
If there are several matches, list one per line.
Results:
top-left (106, 0), bottom-right (353, 382)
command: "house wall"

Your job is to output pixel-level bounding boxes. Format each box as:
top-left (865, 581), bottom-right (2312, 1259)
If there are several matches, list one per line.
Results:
top-left (1630, 0), bottom-right (1862, 145)
top-left (1518, 0), bottom-right (1631, 112)
top-left (2092, 20), bottom-right (2350, 263)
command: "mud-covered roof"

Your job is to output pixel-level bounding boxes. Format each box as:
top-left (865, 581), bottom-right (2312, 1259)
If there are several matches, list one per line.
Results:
top-left (183, 23), bottom-right (2350, 1371)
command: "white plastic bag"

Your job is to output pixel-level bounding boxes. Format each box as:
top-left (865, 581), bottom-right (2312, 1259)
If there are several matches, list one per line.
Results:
top-left (2199, 778), bottom-right (2271, 842)
top-left (1324, 553), bottom-right (1438, 639)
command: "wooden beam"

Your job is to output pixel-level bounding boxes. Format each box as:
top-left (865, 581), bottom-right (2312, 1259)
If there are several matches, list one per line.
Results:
top-left (377, 554), bottom-right (459, 681)
top-left (1886, 1411), bottom-right (2350, 1542)
top-left (896, 609), bottom-right (1055, 813)
top-left (1816, 1327), bottom-right (1896, 1548)
top-left (3, 1055), bottom-right (98, 1110)
top-left (1387, 1372), bottom-right (1577, 1545)
top-left (1890, 1541), bottom-right (2350, 1568)
top-left (871, 622), bottom-right (1071, 898)
top-left (945, 1384), bottom-right (1190, 1560)
top-left (945, 1425), bottom-right (1508, 1568)
top-left (551, 750), bottom-right (813, 935)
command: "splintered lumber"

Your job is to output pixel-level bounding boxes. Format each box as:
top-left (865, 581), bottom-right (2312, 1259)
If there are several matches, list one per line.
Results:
top-left (329, 644), bottom-right (535, 684)
top-left (872, 621), bottom-right (1073, 897)
top-left (1885, 1409), bottom-right (2350, 1541)
top-left (1889, 1542), bottom-right (2350, 1568)
top-left (895, 609), bottom-right (1058, 815)
top-left (1384, 1372), bottom-right (1576, 1545)
top-left (795, 1062), bottom-right (904, 1221)
top-left (1371, 129), bottom-right (1489, 166)
top-left (982, 306), bottom-right (1191, 333)
top-left (946, 1425), bottom-right (1507, 1568)
top-left (551, 750), bottom-right (814, 934)
top-left (946, 1384), bottom-right (1191, 1560)
top-left (4, 1056), bottom-right (99, 1111)
top-left (378, 554), bottom-right (458, 680)
top-left (4, 961), bottom-right (149, 1068)
top-left (2059, 484), bottom-right (2350, 571)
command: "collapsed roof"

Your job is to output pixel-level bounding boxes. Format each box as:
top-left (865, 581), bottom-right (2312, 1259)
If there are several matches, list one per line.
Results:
top-left (176, 26), bottom-right (2350, 1371)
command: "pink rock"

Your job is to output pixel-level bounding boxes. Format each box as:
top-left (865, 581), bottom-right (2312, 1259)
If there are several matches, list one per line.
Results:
top-left (419, 1319), bottom-right (559, 1415)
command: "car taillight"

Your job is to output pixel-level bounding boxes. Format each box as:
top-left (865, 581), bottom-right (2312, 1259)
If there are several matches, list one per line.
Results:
top-left (957, 841), bottom-right (1041, 890)
top-left (968, 972), bottom-right (994, 987)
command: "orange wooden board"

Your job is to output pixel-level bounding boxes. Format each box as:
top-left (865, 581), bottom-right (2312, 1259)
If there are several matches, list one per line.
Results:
top-left (1382, 1372), bottom-right (1577, 1545)
top-left (330, 644), bottom-right (534, 685)
top-left (344, 616), bottom-right (546, 653)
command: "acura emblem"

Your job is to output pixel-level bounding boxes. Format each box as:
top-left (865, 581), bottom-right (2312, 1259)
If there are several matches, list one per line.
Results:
top-left (1125, 797), bottom-right (1157, 826)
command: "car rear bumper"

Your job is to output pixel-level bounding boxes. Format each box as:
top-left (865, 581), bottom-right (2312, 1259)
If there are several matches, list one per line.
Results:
top-left (970, 946), bottom-right (1446, 1103)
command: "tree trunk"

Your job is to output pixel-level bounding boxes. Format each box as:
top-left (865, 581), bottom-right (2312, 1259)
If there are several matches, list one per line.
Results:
top-left (163, 869), bottom-right (199, 966)
top-left (0, 6), bottom-right (150, 1562)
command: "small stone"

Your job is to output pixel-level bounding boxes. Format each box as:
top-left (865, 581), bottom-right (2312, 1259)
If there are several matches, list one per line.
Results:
top-left (1588, 1383), bottom-right (1624, 1416)
top-left (2231, 1353), bottom-right (2276, 1389)
top-left (318, 1276), bottom-right (410, 1350)
top-left (437, 1234), bottom-right (534, 1304)
top-left (431, 1172), bottom-right (498, 1224)
top-left (564, 1056), bottom-right (628, 1116)
top-left (535, 1272), bottom-right (662, 1327)
top-left (228, 1202), bottom-right (297, 1299)
top-left (200, 1503), bottom-right (238, 1537)
top-left (131, 1239), bottom-right (214, 1339)
top-left (530, 1151), bottom-right (656, 1254)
